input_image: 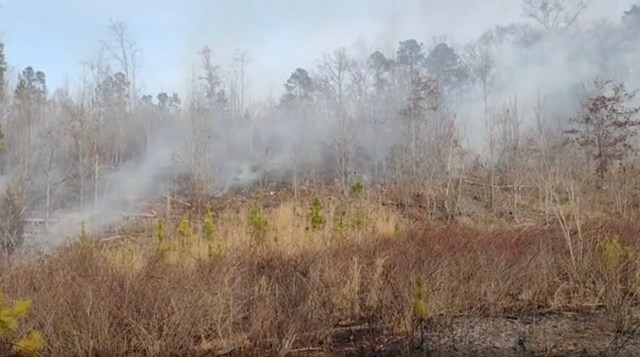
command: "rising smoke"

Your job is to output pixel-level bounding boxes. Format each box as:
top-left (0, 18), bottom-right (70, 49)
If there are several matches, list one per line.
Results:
top-left (2, 1), bottom-right (640, 249)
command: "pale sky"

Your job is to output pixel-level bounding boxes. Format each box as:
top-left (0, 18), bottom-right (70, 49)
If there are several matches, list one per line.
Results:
top-left (0, 0), bottom-right (635, 101)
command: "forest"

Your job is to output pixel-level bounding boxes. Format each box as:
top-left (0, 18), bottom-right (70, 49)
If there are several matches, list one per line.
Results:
top-left (1, 1), bottom-right (640, 356)
top-left (0, 1), bottom-right (636, 246)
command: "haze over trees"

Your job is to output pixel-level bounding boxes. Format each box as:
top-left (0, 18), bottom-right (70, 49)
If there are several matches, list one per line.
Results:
top-left (0, 1), bottom-right (639, 249)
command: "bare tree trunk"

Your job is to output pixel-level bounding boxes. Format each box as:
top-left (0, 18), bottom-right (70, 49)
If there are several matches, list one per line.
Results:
top-left (443, 118), bottom-right (460, 220)
top-left (532, 92), bottom-right (553, 223)
top-left (44, 149), bottom-right (54, 233)
top-left (115, 126), bottom-right (121, 167)
top-left (411, 117), bottom-right (417, 179)
top-left (45, 172), bottom-right (51, 233)
top-left (79, 149), bottom-right (85, 207)
top-left (94, 140), bottom-right (99, 207)
top-left (292, 149), bottom-right (299, 201)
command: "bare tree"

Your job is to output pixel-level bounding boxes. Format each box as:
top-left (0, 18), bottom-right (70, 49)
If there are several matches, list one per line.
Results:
top-left (64, 85), bottom-right (87, 207)
top-left (433, 111), bottom-right (464, 220)
top-left (399, 73), bottom-right (439, 182)
top-left (185, 48), bottom-right (224, 195)
top-left (496, 98), bottom-right (524, 220)
top-left (348, 58), bottom-right (373, 179)
top-left (0, 186), bottom-right (25, 254)
top-left (40, 90), bottom-right (67, 232)
top-left (83, 52), bottom-right (113, 207)
top-left (565, 78), bottom-right (640, 182)
top-left (199, 46), bottom-right (226, 111)
top-left (464, 42), bottom-right (495, 123)
top-left (464, 41), bottom-right (498, 211)
top-left (99, 20), bottom-right (140, 171)
top-left (230, 49), bottom-right (252, 120)
top-left (522, 0), bottom-right (589, 32)
top-left (100, 19), bottom-right (140, 108)
top-left (0, 42), bottom-right (7, 172)
top-left (316, 48), bottom-right (355, 190)
top-left (527, 91), bottom-right (554, 221)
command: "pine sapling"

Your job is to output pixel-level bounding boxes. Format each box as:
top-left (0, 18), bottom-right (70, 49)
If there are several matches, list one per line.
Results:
top-left (412, 276), bottom-right (428, 324)
top-left (309, 197), bottom-right (325, 231)
top-left (178, 214), bottom-right (194, 249)
top-left (350, 180), bottom-right (365, 198)
top-left (153, 218), bottom-right (172, 259)
top-left (248, 205), bottom-right (269, 242)
top-left (203, 204), bottom-right (216, 241)
top-left (0, 291), bottom-right (44, 357)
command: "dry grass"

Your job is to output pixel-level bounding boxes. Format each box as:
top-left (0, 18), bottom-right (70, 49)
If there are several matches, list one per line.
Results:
top-left (2, 189), bottom-right (640, 356)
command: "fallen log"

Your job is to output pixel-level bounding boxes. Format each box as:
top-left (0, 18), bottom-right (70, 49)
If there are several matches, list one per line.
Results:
top-left (122, 211), bottom-right (157, 219)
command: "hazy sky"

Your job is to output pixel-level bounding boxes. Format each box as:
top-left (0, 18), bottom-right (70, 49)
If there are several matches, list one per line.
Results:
top-left (0, 0), bottom-right (635, 101)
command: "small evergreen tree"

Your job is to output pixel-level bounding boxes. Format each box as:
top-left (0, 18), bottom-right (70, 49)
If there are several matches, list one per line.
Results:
top-left (309, 197), bottom-right (325, 230)
top-left (0, 291), bottom-right (44, 356)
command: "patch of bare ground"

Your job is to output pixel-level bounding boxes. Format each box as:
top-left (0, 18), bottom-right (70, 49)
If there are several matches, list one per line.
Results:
top-left (277, 309), bottom-right (640, 357)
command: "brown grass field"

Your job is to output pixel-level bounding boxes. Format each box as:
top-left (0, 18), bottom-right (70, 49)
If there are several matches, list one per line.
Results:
top-left (2, 184), bottom-right (640, 356)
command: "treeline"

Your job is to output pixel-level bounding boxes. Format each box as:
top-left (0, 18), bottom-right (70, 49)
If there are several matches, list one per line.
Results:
top-left (0, 1), bottom-right (639, 251)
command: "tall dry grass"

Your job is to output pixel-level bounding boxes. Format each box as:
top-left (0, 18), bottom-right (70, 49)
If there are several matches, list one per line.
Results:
top-left (1, 192), bottom-right (640, 356)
